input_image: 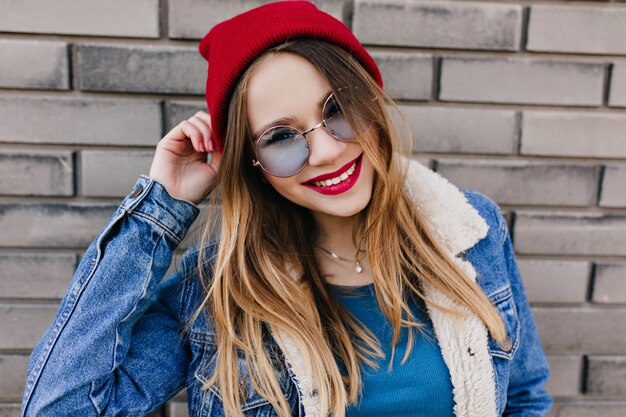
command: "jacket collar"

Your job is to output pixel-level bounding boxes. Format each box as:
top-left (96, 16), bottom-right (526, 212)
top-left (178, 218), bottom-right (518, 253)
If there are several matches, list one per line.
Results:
top-left (402, 157), bottom-right (489, 256)
top-left (272, 158), bottom-right (497, 417)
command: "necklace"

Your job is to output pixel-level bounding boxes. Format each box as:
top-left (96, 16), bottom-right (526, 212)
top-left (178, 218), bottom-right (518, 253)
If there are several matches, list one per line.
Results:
top-left (316, 245), bottom-right (365, 274)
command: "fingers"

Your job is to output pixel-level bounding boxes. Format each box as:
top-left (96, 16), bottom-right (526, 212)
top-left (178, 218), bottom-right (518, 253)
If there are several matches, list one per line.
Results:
top-left (161, 111), bottom-right (214, 154)
top-left (187, 114), bottom-right (213, 153)
top-left (183, 120), bottom-right (207, 152)
top-left (194, 111), bottom-right (214, 152)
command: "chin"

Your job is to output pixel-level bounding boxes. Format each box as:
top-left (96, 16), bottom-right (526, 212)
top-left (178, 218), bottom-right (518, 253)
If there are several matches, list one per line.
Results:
top-left (312, 191), bottom-right (372, 218)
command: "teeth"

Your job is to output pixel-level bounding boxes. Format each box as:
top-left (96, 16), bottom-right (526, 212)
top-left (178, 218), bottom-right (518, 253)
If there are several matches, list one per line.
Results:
top-left (312, 160), bottom-right (357, 187)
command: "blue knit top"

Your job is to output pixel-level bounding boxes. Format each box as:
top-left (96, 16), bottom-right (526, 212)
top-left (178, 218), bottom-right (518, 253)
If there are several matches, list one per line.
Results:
top-left (328, 283), bottom-right (455, 417)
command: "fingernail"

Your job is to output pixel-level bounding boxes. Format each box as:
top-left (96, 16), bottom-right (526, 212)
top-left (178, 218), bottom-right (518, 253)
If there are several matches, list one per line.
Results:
top-left (199, 142), bottom-right (206, 152)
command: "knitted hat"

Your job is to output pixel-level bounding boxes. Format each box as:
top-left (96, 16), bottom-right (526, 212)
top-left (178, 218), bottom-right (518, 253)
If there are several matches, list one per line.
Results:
top-left (198, 0), bottom-right (383, 153)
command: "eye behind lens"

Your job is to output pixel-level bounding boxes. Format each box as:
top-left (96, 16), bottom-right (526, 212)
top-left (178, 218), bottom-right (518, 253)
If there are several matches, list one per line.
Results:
top-left (256, 130), bottom-right (309, 177)
top-left (260, 127), bottom-right (299, 148)
top-left (323, 98), bottom-right (342, 120)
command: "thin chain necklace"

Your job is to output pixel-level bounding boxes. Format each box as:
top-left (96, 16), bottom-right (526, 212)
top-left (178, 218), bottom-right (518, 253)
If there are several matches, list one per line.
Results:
top-left (316, 245), bottom-right (365, 274)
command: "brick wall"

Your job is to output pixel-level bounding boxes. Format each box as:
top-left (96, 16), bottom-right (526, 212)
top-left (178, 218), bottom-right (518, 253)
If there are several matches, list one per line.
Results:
top-left (1, 0), bottom-right (625, 416)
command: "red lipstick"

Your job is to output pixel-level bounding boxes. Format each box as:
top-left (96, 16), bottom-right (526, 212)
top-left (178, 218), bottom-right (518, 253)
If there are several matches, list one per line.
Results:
top-left (303, 154), bottom-right (361, 184)
top-left (302, 154), bottom-right (363, 196)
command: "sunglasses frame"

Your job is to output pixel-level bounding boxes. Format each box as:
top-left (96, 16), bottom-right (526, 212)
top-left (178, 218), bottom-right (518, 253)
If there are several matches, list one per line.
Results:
top-left (251, 87), bottom-right (358, 178)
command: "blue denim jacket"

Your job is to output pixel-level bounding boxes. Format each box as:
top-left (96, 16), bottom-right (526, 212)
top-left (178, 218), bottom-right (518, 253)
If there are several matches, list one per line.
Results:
top-left (22, 162), bottom-right (553, 417)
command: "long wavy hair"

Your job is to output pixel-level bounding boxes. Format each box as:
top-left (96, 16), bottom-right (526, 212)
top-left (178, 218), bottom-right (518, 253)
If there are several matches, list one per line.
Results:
top-left (188, 38), bottom-right (507, 417)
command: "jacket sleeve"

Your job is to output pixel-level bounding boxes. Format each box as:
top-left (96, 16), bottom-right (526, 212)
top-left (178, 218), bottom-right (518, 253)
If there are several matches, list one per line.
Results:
top-left (496, 208), bottom-right (553, 417)
top-left (22, 175), bottom-right (201, 417)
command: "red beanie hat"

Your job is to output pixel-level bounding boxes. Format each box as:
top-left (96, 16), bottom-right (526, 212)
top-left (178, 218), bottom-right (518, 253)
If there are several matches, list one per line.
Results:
top-left (198, 0), bottom-right (383, 153)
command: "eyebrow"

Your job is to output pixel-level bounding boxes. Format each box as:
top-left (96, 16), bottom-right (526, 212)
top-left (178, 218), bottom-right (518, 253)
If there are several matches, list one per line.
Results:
top-left (252, 89), bottom-right (332, 139)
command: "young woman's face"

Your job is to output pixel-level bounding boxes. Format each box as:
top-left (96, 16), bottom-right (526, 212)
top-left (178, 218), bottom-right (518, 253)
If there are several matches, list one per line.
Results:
top-left (246, 52), bottom-right (375, 218)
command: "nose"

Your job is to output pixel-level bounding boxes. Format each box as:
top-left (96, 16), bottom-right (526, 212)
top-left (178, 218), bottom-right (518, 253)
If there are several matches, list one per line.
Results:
top-left (306, 125), bottom-right (346, 167)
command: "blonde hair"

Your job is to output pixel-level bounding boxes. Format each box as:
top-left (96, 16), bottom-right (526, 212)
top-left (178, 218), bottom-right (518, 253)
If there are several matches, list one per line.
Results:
top-left (188, 38), bottom-right (506, 417)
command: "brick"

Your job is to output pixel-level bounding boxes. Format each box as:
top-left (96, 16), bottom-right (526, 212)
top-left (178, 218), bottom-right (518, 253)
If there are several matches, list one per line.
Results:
top-left (501, 210), bottom-right (512, 231)
top-left (0, 354), bottom-right (29, 401)
top-left (527, 5), bottom-right (626, 55)
top-left (521, 111), bottom-right (626, 159)
top-left (600, 164), bottom-right (626, 207)
top-left (173, 389), bottom-right (187, 401)
top-left (166, 101), bottom-right (206, 131)
top-left (168, 0), bottom-right (345, 39)
top-left (0, 203), bottom-right (115, 248)
top-left (0, 150), bottom-right (74, 196)
top-left (0, 253), bottom-right (76, 299)
top-left (353, 0), bottom-right (521, 51)
top-left (610, 61), bottom-right (626, 107)
top-left (555, 403), bottom-right (626, 417)
top-left (81, 151), bottom-right (153, 197)
top-left (514, 211), bottom-right (626, 256)
top-left (167, 401), bottom-right (189, 417)
top-left (370, 51), bottom-right (432, 100)
top-left (436, 159), bottom-right (599, 206)
top-left (77, 44), bottom-right (205, 95)
top-left (400, 106), bottom-right (518, 154)
top-left (440, 57), bottom-right (604, 106)
top-left (587, 356), bottom-right (626, 396)
top-left (545, 355), bottom-right (583, 397)
top-left (534, 308), bottom-right (626, 353)
top-left (517, 259), bottom-right (590, 304)
top-left (0, 97), bottom-right (161, 146)
top-left (0, 404), bottom-right (20, 417)
top-left (0, 305), bottom-right (57, 350)
top-left (0, 0), bottom-right (159, 38)
top-left (0, 40), bottom-right (68, 90)
top-left (593, 262), bottom-right (626, 304)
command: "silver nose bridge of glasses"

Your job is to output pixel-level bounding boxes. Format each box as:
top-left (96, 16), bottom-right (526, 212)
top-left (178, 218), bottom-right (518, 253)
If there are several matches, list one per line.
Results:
top-left (301, 119), bottom-right (331, 140)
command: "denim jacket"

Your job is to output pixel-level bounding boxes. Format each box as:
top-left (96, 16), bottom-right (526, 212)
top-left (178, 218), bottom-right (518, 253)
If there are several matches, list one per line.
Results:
top-left (22, 159), bottom-right (553, 417)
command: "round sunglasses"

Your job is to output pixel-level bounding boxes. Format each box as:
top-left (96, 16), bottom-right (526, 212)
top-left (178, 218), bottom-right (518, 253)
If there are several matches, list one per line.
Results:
top-left (251, 87), bottom-right (360, 178)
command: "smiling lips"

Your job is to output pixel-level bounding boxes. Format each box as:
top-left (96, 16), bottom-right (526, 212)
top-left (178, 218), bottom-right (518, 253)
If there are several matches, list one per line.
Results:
top-left (302, 154), bottom-right (363, 195)
top-left (311, 163), bottom-right (357, 187)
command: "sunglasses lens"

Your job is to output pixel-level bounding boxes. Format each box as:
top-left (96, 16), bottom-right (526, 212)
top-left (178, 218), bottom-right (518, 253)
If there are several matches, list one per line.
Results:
top-left (324, 94), bottom-right (356, 141)
top-left (257, 127), bottom-right (309, 177)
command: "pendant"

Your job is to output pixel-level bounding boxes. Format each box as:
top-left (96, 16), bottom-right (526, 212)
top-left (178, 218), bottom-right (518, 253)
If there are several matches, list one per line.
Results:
top-left (355, 261), bottom-right (363, 274)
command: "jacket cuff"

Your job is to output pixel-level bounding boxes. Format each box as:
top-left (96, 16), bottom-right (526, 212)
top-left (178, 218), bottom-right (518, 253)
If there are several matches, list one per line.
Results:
top-left (119, 175), bottom-right (201, 242)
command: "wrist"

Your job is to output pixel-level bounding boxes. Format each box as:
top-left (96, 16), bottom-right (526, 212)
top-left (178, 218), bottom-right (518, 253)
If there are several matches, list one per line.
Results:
top-left (147, 176), bottom-right (201, 207)
top-left (122, 176), bottom-right (200, 242)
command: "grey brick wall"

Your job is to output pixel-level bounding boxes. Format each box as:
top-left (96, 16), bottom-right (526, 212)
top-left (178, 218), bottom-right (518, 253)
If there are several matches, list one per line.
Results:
top-left (1, 0), bottom-right (625, 416)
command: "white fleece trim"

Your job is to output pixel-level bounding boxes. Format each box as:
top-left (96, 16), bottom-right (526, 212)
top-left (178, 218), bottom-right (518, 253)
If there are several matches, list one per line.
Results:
top-left (405, 158), bottom-right (497, 417)
top-left (403, 158), bottom-right (489, 255)
top-left (275, 158), bottom-right (497, 417)
top-left (270, 328), bottom-right (323, 417)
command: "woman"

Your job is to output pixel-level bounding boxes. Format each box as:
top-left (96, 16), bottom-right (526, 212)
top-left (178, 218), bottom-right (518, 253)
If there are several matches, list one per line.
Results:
top-left (21, 1), bottom-right (552, 417)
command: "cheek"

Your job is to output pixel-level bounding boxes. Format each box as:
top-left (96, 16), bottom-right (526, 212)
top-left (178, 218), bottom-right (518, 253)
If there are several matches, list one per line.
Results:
top-left (361, 154), bottom-right (376, 180)
top-left (266, 177), bottom-right (300, 199)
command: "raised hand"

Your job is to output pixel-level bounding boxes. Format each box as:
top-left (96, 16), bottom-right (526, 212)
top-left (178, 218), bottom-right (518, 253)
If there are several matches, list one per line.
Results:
top-left (148, 111), bottom-right (221, 205)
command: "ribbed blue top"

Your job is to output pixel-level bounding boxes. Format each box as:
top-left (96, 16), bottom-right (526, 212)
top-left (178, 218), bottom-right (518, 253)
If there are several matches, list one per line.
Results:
top-left (328, 283), bottom-right (455, 417)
